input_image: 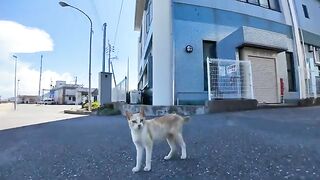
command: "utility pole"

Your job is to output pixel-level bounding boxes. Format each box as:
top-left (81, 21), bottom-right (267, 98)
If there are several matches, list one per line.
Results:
top-left (127, 57), bottom-right (129, 92)
top-left (108, 41), bottom-right (111, 73)
top-left (75, 76), bottom-right (78, 85)
top-left (110, 61), bottom-right (117, 87)
top-left (38, 55), bottom-right (43, 100)
top-left (102, 23), bottom-right (107, 72)
top-left (17, 79), bottom-right (20, 98)
top-left (12, 55), bottom-right (18, 111)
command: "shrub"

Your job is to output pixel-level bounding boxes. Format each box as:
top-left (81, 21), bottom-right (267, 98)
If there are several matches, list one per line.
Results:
top-left (83, 101), bottom-right (100, 111)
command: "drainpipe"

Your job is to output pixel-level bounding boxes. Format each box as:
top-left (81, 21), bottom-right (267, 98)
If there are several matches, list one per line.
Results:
top-left (287, 0), bottom-right (307, 99)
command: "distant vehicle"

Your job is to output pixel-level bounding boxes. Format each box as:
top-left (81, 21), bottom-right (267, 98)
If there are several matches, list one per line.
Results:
top-left (38, 98), bottom-right (55, 105)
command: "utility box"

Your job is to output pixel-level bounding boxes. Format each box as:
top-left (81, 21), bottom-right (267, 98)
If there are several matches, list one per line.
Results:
top-left (99, 72), bottom-right (112, 105)
top-left (130, 90), bottom-right (142, 104)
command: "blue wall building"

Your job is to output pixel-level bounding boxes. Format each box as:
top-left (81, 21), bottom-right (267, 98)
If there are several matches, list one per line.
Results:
top-left (134, 0), bottom-right (320, 105)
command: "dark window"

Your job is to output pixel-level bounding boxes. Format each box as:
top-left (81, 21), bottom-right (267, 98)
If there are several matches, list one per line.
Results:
top-left (248, 0), bottom-right (259, 5)
top-left (72, 97), bottom-right (76, 101)
top-left (69, 96), bottom-right (72, 101)
top-left (147, 54), bottom-right (153, 88)
top-left (203, 41), bottom-right (217, 91)
top-left (286, 52), bottom-right (296, 92)
top-left (269, 0), bottom-right (280, 11)
top-left (302, 5), bottom-right (310, 19)
top-left (237, 0), bottom-right (280, 11)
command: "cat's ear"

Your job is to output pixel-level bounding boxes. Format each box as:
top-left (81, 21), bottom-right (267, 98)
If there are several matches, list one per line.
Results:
top-left (139, 108), bottom-right (145, 117)
top-left (125, 111), bottom-right (132, 121)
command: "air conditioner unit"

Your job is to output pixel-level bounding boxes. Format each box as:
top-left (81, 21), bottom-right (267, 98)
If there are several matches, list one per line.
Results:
top-left (130, 90), bottom-right (141, 104)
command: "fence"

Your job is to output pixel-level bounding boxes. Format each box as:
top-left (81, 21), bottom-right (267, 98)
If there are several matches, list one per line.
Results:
top-left (316, 77), bottom-right (320, 96)
top-left (305, 58), bottom-right (320, 98)
top-left (207, 58), bottom-right (254, 100)
top-left (112, 77), bottom-right (128, 102)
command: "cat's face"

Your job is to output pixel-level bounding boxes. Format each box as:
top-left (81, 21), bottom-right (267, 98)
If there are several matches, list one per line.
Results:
top-left (126, 111), bottom-right (145, 131)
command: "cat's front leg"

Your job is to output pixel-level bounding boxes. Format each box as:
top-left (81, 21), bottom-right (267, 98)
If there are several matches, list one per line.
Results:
top-left (144, 144), bottom-right (153, 172)
top-left (132, 144), bottom-right (143, 173)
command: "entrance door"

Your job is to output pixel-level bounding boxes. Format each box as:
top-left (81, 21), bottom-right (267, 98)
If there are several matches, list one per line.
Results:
top-left (249, 55), bottom-right (278, 103)
top-left (203, 41), bottom-right (217, 91)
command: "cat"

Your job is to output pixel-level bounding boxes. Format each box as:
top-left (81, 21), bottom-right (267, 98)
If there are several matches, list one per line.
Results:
top-left (126, 109), bottom-right (190, 172)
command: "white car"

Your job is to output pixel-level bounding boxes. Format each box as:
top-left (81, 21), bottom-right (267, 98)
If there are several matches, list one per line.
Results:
top-left (39, 99), bottom-right (55, 105)
top-left (44, 99), bottom-right (55, 105)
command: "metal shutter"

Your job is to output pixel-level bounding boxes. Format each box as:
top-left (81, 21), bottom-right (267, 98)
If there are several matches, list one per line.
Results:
top-left (249, 56), bottom-right (278, 103)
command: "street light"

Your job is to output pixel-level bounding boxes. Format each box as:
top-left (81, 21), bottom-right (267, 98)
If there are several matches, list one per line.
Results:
top-left (59, 1), bottom-right (93, 111)
top-left (12, 55), bottom-right (18, 111)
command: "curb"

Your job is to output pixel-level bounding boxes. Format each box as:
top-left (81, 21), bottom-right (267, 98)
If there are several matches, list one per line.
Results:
top-left (63, 109), bottom-right (92, 115)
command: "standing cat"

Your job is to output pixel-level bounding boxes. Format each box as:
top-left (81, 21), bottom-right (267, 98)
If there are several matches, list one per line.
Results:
top-left (126, 109), bottom-right (190, 172)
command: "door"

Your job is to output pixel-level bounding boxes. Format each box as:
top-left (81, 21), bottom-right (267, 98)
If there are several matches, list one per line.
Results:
top-left (203, 41), bottom-right (217, 91)
top-left (249, 55), bottom-right (278, 103)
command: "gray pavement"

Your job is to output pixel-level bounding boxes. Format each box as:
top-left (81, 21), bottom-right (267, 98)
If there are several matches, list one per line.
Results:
top-left (0, 106), bottom-right (320, 179)
top-left (0, 103), bottom-right (85, 130)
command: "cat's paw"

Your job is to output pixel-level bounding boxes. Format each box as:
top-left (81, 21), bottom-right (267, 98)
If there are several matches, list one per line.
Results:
top-left (180, 155), bottom-right (187, 159)
top-left (132, 167), bottom-right (140, 173)
top-left (164, 155), bottom-right (172, 160)
top-left (144, 166), bottom-right (151, 172)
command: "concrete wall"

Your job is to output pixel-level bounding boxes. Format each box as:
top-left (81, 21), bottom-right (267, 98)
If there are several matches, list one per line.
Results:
top-left (173, 0), bottom-right (288, 25)
top-left (294, 0), bottom-right (320, 36)
top-left (152, 0), bottom-right (174, 105)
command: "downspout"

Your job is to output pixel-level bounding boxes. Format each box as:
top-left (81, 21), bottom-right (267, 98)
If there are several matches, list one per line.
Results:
top-left (171, 1), bottom-right (175, 105)
top-left (287, 0), bottom-right (307, 99)
top-left (300, 28), bottom-right (309, 97)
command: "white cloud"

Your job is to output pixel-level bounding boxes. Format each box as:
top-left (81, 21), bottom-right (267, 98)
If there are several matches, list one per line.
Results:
top-left (0, 20), bottom-right (73, 99)
top-left (0, 20), bottom-right (53, 54)
top-left (18, 63), bottom-right (74, 96)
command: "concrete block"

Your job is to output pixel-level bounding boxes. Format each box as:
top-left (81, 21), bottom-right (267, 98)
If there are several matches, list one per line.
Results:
top-left (206, 99), bottom-right (258, 113)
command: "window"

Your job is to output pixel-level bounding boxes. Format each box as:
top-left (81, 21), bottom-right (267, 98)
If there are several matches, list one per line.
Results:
top-left (145, 0), bottom-right (153, 33)
top-left (237, 0), bottom-right (280, 11)
top-left (203, 41), bottom-right (217, 91)
top-left (259, 0), bottom-right (269, 8)
top-left (286, 52), bottom-right (296, 92)
top-left (302, 5), bottom-right (310, 19)
top-left (69, 96), bottom-right (72, 101)
top-left (248, 0), bottom-right (259, 5)
top-left (316, 48), bottom-right (320, 64)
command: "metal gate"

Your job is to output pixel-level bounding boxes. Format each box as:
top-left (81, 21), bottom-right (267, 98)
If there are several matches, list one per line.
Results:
top-left (207, 58), bottom-right (254, 100)
top-left (112, 77), bottom-right (128, 102)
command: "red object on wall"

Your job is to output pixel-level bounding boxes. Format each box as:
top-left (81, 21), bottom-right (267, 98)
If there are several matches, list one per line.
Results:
top-left (280, 78), bottom-right (284, 96)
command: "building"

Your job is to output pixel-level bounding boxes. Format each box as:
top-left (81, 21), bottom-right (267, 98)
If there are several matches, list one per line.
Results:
top-left (50, 81), bottom-right (98, 105)
top-left (17, 95), bottom-right (38, 104)
top-left (134, 0), bottom-right (320, 105)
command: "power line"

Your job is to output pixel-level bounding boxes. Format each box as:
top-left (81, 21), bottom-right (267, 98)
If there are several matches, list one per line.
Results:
top-left (90, 0), bottom-right (103, 30)
top-left (113, 0), bottom-right (124, 46)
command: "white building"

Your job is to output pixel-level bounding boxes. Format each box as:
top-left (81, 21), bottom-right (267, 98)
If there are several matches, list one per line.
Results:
top-left (50, 81), bottom-right (98, 105)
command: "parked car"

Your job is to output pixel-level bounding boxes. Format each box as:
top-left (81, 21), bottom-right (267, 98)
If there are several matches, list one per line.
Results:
top-left (37, 98), bottom-right (55, 105)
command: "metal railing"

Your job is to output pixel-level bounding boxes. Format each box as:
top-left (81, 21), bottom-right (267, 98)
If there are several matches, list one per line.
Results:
top-left (112, 77), bottom-right (128, 102)
top-left (207, 58), bottom-right (254, 100)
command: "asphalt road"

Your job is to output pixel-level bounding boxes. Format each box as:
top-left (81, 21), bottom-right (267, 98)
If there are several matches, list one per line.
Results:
top-left (0, 106), bottom-right (319, 179)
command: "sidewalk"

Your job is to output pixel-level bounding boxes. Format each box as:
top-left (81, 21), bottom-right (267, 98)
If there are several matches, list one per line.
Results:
top-left (0, 103), bottom-right (86, 130)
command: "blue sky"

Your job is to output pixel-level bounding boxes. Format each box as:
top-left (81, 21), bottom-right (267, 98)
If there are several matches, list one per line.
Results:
top-left (0, 0), bottom-right (138, 98)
